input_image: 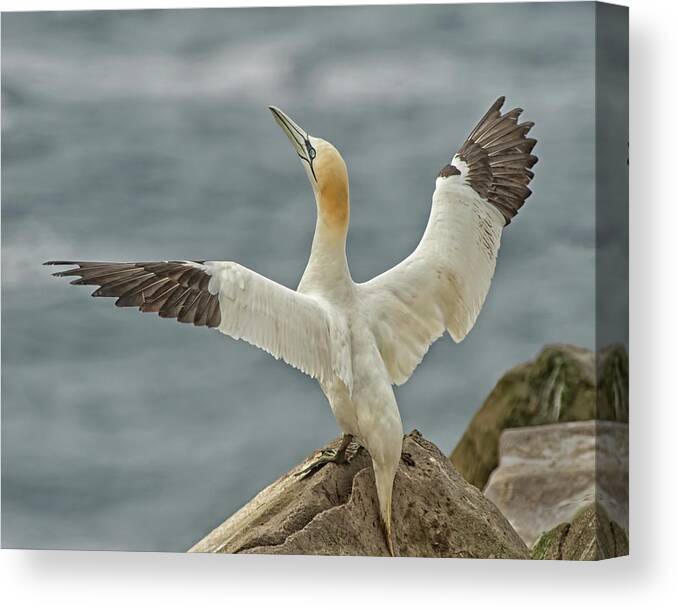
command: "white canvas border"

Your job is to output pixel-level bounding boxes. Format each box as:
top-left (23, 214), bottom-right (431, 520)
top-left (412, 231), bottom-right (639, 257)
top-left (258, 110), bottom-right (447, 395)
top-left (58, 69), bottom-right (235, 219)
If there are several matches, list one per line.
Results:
top-left (2, 0), bottom-right (674, 609)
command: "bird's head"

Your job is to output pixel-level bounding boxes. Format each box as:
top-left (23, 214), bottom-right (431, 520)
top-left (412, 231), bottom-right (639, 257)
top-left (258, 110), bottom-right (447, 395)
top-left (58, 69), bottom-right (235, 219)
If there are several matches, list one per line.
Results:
top-left (270, 106), bottom-right (349, 230)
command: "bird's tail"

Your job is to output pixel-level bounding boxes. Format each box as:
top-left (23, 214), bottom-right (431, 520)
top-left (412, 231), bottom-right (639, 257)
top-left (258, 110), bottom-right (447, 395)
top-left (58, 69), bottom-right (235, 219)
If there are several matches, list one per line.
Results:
top-left (382, 503), bottom-right (395, 558)
top-left (373, 460), bottom-right (398, 557)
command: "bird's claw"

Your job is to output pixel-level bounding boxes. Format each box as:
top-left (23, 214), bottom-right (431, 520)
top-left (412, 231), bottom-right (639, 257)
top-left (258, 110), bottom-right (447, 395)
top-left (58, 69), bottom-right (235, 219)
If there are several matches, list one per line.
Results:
top-left (296, 448), bottom-right (348, 480)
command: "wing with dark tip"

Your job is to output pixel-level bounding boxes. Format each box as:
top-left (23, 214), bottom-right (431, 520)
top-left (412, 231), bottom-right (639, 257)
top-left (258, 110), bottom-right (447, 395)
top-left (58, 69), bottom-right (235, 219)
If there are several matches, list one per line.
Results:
top-left (360, 97), bottom-right (538, 385)
top-left (46, 260), bottom-right (222, 327)
top-left (455, 95), bottom-right (538, 224)
top-left (45, 259), bottom-right (347, 386)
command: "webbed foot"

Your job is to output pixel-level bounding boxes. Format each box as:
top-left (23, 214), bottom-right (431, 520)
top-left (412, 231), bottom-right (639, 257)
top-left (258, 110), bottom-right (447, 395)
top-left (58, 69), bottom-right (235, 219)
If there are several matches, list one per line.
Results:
top-left (296, 434), bottom-right (353, 479)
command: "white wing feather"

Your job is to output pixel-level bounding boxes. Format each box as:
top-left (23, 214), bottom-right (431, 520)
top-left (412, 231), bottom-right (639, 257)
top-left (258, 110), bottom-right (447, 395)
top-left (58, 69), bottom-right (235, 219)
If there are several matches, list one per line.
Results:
top-left (359, 167), bottom-right (505, 386)
top-left (204, 261), bottom-right (351, 391)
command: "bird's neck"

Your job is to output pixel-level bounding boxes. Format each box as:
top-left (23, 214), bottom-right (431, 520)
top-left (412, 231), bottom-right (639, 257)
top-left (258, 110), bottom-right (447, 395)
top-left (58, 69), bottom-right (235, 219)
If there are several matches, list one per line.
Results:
top-left (299, 192), bottom-right (351, 293)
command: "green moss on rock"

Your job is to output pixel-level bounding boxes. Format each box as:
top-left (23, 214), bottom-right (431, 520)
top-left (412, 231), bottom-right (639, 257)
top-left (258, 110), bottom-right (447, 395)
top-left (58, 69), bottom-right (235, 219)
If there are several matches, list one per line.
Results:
top-left (597, 344), bottom-right (629, 421)
top-left (450, 344), bottom-right (628, 490)
top-left (531, 523), bottom-right (570, 560)
top-left (530, 504), bottom-right (629, 560)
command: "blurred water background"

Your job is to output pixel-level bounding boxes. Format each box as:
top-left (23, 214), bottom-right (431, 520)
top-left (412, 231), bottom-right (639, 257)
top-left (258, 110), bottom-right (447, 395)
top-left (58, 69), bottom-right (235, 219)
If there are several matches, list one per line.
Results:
top-left (2, 3), bottom-right (600, 551)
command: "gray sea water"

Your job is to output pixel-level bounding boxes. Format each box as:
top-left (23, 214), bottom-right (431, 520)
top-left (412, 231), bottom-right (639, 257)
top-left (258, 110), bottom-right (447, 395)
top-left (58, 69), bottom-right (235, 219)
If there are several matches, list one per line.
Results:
top-left (2, 3), bottom-right (605, 551)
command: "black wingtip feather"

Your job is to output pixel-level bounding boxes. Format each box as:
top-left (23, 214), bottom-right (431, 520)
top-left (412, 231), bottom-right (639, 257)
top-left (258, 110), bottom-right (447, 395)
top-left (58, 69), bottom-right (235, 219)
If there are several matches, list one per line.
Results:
top-left (455, 97), bottom-right (538, 225)
top-left (48, 260), bottom-right (222, 330)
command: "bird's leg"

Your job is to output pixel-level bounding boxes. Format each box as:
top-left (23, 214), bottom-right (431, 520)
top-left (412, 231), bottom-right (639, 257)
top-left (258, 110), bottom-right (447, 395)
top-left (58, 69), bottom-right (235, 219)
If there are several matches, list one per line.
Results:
top-left (296, 434), bottom-right (353, 479)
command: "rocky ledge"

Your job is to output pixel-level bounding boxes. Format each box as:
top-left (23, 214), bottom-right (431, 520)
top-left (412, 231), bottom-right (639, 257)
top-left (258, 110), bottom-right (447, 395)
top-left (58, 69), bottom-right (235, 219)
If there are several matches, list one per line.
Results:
top-left (484, 420), bottom-right (628, 548)
top-left (189, 431), bottom-right (529, 558)
top-left (531, 504), bottom-right (629, 560)
top-left (451, 343), bottom-right (628, 491)
top-left (450, 343), bottom-right (629, 560)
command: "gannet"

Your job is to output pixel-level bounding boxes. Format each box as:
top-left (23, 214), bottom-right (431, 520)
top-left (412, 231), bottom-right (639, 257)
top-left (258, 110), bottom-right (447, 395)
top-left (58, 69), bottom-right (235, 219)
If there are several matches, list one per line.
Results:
top-left (46, 97), bottom-right (537, 556)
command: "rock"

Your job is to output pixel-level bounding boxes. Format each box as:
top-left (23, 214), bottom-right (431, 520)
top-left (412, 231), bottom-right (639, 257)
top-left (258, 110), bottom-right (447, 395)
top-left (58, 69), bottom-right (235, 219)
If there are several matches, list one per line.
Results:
top-left (483, 420), bottom-right (628, 548)
top-left (189, 431), bottom-right (529, 558)
top-left (450, 344), bottom-right (628, 490)
top-left (531, 504), bottom-right (629, 560)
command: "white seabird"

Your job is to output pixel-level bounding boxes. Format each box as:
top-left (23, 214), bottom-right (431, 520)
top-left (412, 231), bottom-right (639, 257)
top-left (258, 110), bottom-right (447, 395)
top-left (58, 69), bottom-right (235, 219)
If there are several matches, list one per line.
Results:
top-left (47, 97), bottom-right (537, 556)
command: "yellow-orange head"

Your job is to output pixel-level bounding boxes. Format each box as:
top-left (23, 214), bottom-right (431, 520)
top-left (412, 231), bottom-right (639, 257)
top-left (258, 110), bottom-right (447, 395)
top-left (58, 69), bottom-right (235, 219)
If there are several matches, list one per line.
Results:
top-left (270, 106), bottom-right (349, 233)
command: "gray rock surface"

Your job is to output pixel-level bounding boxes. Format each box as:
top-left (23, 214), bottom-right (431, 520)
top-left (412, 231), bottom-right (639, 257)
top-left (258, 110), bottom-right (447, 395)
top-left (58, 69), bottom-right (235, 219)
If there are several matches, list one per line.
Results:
top-left (530, 503), bottom-right (629, 560)
top-left (450, 344), bottom-right (628, 490)
top-left (483, 420), bottom-right (628, 548)
top-left (189, 431), bottom-right (529, 558)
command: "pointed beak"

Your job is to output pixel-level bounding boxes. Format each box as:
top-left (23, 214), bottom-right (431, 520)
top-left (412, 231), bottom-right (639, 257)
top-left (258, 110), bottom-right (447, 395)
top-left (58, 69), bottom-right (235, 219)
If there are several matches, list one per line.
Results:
top-left (269, 106), bottom-right (310, 161)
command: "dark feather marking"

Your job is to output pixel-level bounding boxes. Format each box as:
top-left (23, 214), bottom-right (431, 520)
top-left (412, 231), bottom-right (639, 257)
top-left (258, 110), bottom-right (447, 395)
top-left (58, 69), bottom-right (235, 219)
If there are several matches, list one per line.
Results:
top-left (469, 109), bottom-right (523, 148)
top-left (159, 287), bottom-right (194, 318)
top-left (437, 164), bottom-right (461, 178)
top-left (178, 290), bottom-right (202, 324)
top-left (46, 261), bottom-right (126, 268)
top-left (116, 278), bottom-right (172, 307)
top-left (55, 265), bottom-right (137, 280)
top-left (466, 96), bottom-right (504, 142)
top-left (184, 268), bottom-right (207, 290)
top-left (145, 282), bottom-right (181, 305)
top-left (161, 291), bottom-right (202, 321)
top-left (69, 267), bottom-right (145, 286)
top-left (454, 97), bottom-right (538, 225)
top-left (48, 260), bottom-right (220, 331)
top-left (192, 292), bottom-right (213, 327)
top-left (206, 296), bottom-right (222, 328)
top-left (480, 121), bottom-right (534, 148)
top-left (92, 272), bottom-right (154, 297)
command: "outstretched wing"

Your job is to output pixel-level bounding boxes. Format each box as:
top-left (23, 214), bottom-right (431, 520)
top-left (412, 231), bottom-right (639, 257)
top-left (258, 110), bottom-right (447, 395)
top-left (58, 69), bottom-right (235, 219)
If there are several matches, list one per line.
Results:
top-left (359, 97), bottom-right (537, 385)
top-left (46, 259), bottom-right (345, 386)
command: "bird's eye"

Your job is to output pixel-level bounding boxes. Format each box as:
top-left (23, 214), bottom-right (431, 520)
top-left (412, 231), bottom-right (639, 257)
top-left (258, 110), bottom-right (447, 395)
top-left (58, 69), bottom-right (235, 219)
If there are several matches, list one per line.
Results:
top-left (305, 141), bottom-right (316, 160)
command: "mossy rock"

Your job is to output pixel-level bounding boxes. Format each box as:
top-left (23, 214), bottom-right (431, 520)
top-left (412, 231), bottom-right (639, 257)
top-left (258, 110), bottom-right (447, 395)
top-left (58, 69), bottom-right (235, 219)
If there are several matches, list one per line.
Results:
top-left (450, 344), bottom-right (628, 489)
top-left (530, 503), bottom-right (629, 560)
top-left (597, 344), bottom-right (629, 421)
